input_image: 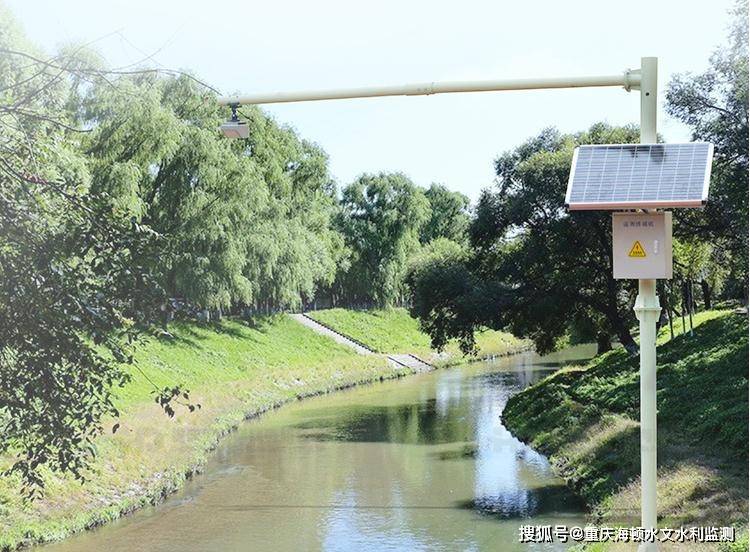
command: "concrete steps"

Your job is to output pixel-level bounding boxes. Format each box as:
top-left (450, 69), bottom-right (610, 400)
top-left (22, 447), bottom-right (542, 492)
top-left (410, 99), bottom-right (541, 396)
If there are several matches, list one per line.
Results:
top-left (386, 353), bottom-right (433, 372)
top-left (289, 313), bottom-right (373, 355)
top-left (288, 313), bottom-right (434, 372)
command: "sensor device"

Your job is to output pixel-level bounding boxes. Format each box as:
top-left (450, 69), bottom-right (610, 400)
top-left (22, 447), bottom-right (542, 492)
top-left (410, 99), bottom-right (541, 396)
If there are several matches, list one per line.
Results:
top-left (219, 104), bottom-right (249, 139)
top-left (612, 212), bottom-right (672, 279)
top-left (219, 119), bottom-right (249, 139)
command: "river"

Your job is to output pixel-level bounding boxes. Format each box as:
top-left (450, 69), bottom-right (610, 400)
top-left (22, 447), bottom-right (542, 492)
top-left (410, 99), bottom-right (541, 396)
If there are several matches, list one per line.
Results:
top-left (44, 345), bottom-right (595, 552)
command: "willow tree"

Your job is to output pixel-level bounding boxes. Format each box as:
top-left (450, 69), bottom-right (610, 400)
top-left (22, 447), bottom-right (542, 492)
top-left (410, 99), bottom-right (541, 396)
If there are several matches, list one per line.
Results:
top-left (238, 107), bottom-right (346, 311)
top-left (83, 74), bottom-right (344, 313)
top-left (420, 183), bottom-right (471, 245)
top-left (335, 173), bottom-right (430, 307)
top-left (0, 4), bottom-right (346, 495)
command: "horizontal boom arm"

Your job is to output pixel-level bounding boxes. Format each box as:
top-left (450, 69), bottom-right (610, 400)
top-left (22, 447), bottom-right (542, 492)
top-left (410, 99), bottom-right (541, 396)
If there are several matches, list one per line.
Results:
top-left (218, 71), bottom-right (640, 106)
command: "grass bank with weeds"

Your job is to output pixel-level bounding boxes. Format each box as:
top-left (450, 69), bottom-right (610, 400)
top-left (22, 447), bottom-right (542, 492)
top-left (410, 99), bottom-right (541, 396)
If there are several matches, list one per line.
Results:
top-left (307, 307), bottom-right (528, 362)
top-left (502, 310), bottom-right (748, 549)
top-left (0, 311), bottom-right (525, 550)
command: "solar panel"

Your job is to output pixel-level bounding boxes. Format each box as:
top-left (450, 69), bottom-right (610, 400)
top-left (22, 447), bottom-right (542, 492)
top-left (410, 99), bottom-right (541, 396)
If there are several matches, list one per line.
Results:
top-left (565, 143), bottom-right (713, 210)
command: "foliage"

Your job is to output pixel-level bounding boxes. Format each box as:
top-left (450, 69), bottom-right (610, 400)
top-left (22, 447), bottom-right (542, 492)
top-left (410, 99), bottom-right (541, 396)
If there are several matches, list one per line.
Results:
top-left (0, 8), bottom-right (166, 496)
top-left (409, 1), bottom-right (749, 355)
top-left (409, 124), bottom-right (643, 355)
top-left (406, 237), bottom-right (510, 354)
top-left (0, 315), bottom-right (396, 550)
top-left (1, 0), bottom-right (747, 507)
top-left (666, 0), bottom-right (749, 287)
top-left (720, 533), bottom-right (749, 552)
top-left (673, 237), bottom-right (728, 309)
top-left (420, 183), bottom-right (470, 244)
top-left (333, 173), bottom-right (429, 307)
top-left (325, 179), bottom-right (470, 309)
top-left (0, 5), bottom-right (343, 495)
top-left (82, 75), bottom-right (343, 312)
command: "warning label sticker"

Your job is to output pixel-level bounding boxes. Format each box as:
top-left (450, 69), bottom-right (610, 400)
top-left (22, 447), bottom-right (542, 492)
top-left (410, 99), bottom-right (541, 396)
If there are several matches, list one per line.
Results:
top-left (628, 241), bottom-right (647, 258)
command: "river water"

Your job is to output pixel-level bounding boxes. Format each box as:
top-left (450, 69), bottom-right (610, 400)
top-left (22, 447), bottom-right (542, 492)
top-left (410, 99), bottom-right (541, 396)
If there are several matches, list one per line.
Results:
top-left (45, 346), bottom-right (595, 552)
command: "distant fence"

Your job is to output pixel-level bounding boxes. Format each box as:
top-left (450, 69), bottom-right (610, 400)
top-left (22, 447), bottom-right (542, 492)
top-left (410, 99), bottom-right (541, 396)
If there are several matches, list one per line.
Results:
top-left (163, 296), bottom-right (409, 324)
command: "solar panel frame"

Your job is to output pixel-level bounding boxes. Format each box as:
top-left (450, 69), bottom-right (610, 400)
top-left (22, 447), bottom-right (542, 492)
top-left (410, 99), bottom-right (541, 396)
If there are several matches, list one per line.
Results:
top-left (565, 142), bottom-right (713, 210)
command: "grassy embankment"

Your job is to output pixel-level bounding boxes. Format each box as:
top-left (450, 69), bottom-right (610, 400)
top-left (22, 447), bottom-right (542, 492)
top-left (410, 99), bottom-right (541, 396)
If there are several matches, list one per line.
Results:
top-left (0, 310), bottom-right (525, 550)
top-left (307, 307), bottom-right (529, 362)
top-left (502, 309), bottom-right (748, 551)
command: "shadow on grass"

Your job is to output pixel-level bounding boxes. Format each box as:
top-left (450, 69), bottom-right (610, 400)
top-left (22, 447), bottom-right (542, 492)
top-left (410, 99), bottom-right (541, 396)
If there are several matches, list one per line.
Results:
top-left (154, 314), bottom-right (286, 349)
top-left (523, 359), bottom-right (598, 370)
top-left (602, 435), bottom-right (749, 526)
top-left (155, 325), bottom-right (204, 350)
top-left (566, 421), bottom-right (640, 505)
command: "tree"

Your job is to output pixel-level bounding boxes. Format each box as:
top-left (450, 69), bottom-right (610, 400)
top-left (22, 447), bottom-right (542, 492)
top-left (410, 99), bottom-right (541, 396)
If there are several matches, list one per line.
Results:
top-left (334, 173), bottom-right (429, 307)
top-left (407, 238), bottom-right (508, 354)
top-left (0, 4), bottom-right (345, 495)
top-left (0, 9), bottom-right (165, 495)
top-left (666, 0), bottom-right (748, 292)
top-left (83, 74), bottom-right (344, 314)
top-left (237, 108), bottom-right (346, 311)
top-left (420, 183), bottom-right (470, 244)
top-left (673, 238), bottom-right (728, 311)
top-left (409, 124), bottom-right (643, 355)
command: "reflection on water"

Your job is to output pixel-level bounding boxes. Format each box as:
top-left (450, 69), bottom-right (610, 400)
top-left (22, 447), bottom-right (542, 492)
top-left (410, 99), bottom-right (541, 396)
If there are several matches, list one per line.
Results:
top-left (295, 399), bottom-right (475, 445)
top-left (44, 346), bottom-right (595, 552)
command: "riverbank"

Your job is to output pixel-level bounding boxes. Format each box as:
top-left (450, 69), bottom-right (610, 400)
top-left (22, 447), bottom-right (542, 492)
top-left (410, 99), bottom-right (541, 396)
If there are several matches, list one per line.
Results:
top-left (502, 309), bottom-right (749, 550)
top-left (307, 307), bottom-right (529, 363)
top-left (41, 340), bottom-right (591, 551)
top-left (0, 311), bottom-right (524, 551)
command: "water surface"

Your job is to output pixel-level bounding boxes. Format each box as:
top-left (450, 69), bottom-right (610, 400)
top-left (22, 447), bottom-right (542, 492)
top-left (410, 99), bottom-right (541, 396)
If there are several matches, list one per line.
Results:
top-left (45, 346), bottom-right (595, 551)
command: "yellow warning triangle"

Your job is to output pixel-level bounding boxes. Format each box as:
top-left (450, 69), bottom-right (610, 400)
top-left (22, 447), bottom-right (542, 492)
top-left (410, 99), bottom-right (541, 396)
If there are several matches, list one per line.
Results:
top-left (628, 240), bottom-right (647, 258)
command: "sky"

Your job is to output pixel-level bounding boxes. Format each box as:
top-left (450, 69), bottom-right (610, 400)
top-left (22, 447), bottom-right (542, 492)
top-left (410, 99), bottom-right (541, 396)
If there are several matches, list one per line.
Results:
top-left (5, 0), bottom-right (738, 201)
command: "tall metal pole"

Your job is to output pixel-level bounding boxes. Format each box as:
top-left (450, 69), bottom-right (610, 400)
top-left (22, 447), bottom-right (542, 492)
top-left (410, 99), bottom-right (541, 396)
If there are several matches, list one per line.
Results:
top-left (635, 56), bottom-right (661, 552)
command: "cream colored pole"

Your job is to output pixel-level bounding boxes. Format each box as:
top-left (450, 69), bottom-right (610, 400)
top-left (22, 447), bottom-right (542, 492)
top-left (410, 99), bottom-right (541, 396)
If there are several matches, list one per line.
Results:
top-left (635, 56), bottom-right (660, 552)
top-left (217, 72), bottom-right (640, 106)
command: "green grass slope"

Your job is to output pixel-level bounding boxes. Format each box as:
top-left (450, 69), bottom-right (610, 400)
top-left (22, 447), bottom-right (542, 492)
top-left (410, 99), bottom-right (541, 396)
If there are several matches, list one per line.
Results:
top-left (0, 315), bottom-right (408, 550)
top-left (502, 310), bottom-right (748, 535)
top-left (307, 307), bottom-right (526, 361)
top-left (115, 315), bottom-right (385, 410)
